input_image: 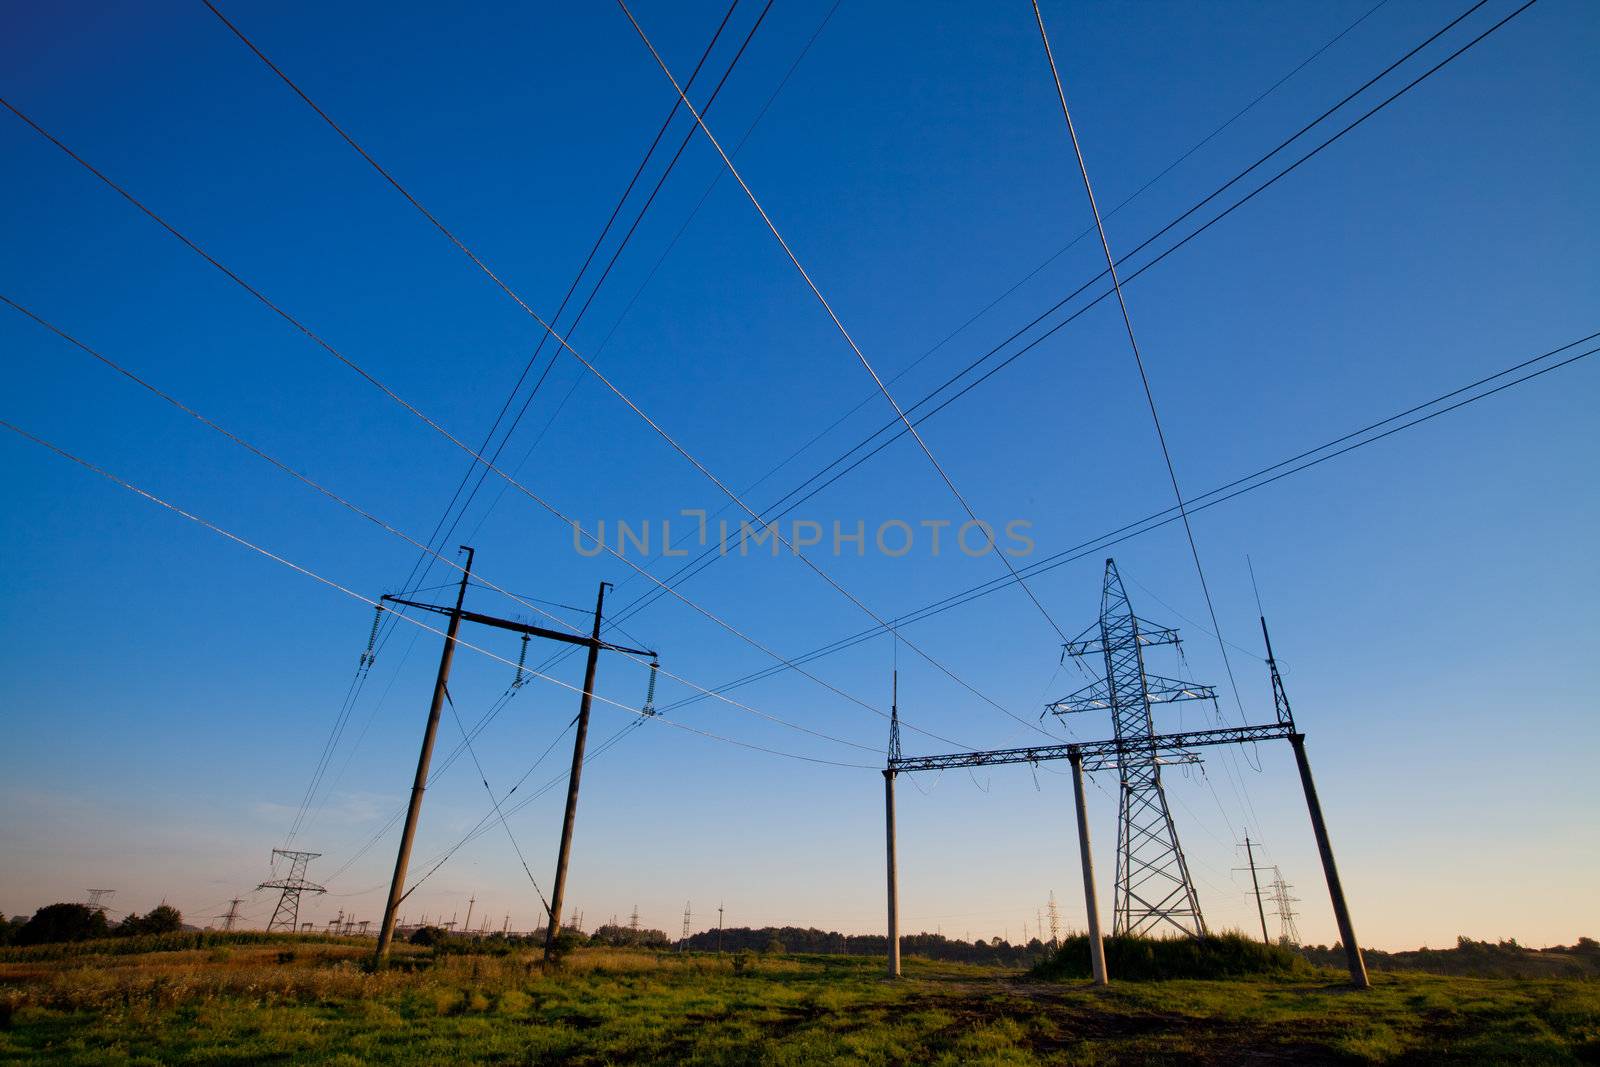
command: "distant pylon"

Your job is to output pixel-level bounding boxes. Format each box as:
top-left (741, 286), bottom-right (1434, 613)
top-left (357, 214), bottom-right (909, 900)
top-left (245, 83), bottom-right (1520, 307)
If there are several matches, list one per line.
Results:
top-left (1269, 867), bottom-right (1301, 947)
top-left (680, 901), bottom-right (692, 950)
top-left (1049, 559), bottom-right (1210, 938)
top-left (218, 898), bottom-right (243, 931)
top-left (629, 905), bottom-right (640, 933)
top-left (85, 889), bottom-right (114, 916)
top-left (257, 849), bottom-right (325, 932)
top-left (1046, 891), bottom-right (1061, 948)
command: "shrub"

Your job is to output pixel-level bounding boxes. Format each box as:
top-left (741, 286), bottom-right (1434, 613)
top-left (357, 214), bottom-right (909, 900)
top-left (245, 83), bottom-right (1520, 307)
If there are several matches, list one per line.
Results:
top-left (1032, 932), bottom-right (1307, 982)
top-left (408, 926), bottom-right (448, 948)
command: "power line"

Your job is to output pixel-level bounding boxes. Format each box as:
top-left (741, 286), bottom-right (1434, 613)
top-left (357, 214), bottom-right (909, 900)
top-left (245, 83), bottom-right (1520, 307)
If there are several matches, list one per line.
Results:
top-left (617, 0), bottom-right (1073, 652)
top-left (0, 101), bottom-right (988, 748)
top-left (1030, 0), bottom-right (1249, 730)
top-left (548, 0), bottom-right (1538, 668)
top-left (654, 330), bottom-right (1598, 712)
top-left (459, 0), bottom-right (844, 551)
top-left (0, 89), bottom-right (1015, 750)
top-left (0, 292), bottom-right (885, 766)
top-left (198, 0), bottom-right (757, 840)
top-left (0, 416), bottom-right (880, 777)
top-left (211, 0), bottom-right (1058, 749)
top-left (638, 0), bottom-right (1389, 533)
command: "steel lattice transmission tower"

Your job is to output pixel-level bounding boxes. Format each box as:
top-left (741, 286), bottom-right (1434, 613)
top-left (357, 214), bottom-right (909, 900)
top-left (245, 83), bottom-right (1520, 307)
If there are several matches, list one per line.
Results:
top-left (1269, 867), bottom-right (1301, 946)
top-left (1050, 559), bottom-right (1212, 938)
top-left (258, 849), bottom-right (325, 932)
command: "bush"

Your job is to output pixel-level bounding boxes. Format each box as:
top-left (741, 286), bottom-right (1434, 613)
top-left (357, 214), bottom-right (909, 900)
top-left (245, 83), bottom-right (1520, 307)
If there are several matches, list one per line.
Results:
top-left (1032, 932), bottom-right (1307, 982)
top-left (408, 926), bottom-right (448, 948)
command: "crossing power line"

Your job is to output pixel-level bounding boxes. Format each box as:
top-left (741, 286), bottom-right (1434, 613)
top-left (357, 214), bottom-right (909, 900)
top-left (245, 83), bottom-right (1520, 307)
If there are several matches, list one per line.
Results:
top-left (525, 0), bottom-right (1541, 684)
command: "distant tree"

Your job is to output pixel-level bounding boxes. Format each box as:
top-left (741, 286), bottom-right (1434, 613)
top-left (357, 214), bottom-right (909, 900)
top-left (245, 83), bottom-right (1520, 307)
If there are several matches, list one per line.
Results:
top-left (118, 904), bottom-right (183, 937)
top-left (0, 913), bottom-right (18, 946)
top-left (16, 903), bottom-right (109, 946)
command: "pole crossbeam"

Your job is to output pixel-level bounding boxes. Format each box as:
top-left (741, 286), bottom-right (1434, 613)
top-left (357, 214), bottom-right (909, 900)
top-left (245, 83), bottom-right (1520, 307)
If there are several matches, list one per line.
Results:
top-left (889, 721), bottom-right (1294, 774)
top-left (885, 575), bottom-right (1370, 986)
top-left (378, 594), bottom-right (654, 657)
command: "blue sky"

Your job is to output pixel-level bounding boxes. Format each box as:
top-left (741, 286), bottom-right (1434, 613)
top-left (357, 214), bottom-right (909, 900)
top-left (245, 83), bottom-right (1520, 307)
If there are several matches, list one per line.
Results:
top-left (1, 0), bottom-right (1595, 949)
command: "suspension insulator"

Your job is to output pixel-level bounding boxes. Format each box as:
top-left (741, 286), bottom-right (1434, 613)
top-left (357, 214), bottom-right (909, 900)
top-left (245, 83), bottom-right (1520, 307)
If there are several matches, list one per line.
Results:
top-left (642, 659), bottom-right (659, 716)
top-left (359, 603), bottom-right (384, 668)
top-left (512, 634), bottom-right (530, 688)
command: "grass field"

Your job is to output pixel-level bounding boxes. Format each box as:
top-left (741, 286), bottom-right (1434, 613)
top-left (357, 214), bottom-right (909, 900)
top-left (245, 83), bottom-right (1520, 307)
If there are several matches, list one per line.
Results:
top-left (2, 937), bottom-right (1597, 1064)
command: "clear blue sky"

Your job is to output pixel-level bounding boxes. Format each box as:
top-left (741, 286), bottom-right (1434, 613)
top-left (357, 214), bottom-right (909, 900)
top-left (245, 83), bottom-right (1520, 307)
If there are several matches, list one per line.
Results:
top-left (1, 0), bottom-right (1595, 949)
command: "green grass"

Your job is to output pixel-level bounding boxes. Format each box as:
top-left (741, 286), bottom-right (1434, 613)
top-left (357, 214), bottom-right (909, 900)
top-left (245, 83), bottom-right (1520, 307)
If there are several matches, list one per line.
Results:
top-left (1, 937), bottom-right (1596, 1064)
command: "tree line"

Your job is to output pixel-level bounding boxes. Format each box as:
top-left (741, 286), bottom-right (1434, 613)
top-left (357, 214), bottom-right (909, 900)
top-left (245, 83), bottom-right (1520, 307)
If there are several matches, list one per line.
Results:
top-left (0, 903), bottom-right (185, 946)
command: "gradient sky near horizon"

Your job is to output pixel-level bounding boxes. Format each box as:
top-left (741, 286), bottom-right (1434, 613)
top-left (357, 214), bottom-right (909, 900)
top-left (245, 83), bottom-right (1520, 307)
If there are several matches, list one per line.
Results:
top-left (1, 0), bottom-right (1595, 950)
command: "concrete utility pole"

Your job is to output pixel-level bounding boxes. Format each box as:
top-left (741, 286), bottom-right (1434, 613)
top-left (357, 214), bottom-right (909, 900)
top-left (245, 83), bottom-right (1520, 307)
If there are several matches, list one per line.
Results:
top-left (364, 561), bottom-right (651, 965)
top-left (1068, 750), bottom-right (1108, 985)
top-left (716, 903), bottom-right (724, 954)
top-left (545, 580), bottom-right (610, 962)
top-left (464, 895), bottom-right (475, 936)
top-left (884, 670), bottom-right (902, 978)
top-left (1290, 733), bottom-right (1369, 988)
top-left (374, 547), bottom-right (474, 962)
top-left (1239, 835), bottom-right (1271, 944)
top-left (1261, 615), bottom-right (1368, 989)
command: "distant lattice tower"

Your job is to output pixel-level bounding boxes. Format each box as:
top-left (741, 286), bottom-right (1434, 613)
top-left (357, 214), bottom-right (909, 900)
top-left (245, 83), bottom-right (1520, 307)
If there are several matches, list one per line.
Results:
top-left (1049, 559), bottom-right (1212, 938)
top-left (217, 898), bottom-right (243, 931)
top-left (85, 889), bottom-right (115, 916)
top-left (257, 849), bottom-right (325, 932)
top-left (680, 902), bottom-right (692, 949)
top-left (1270, 867), bottom-right (1302, 947)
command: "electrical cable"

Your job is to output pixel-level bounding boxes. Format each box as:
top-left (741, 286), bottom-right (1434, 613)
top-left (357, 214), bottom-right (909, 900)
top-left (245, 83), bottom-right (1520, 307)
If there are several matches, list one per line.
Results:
top-left (654, 332), bottom-right (1599, 715)
top-left (549, 0), bottom-right (1539, 670)
top-left (0, 418), bottom-right (882, 778)
top-left (617, 0), bottom-right (1073, 652)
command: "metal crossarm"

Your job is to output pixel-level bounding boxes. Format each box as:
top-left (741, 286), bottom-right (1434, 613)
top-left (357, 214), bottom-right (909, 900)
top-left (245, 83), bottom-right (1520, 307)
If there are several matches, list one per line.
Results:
top-left (1049, 674), bottom-right (1217, 715)
top-left (889, 721), bottom-right (1293, 774)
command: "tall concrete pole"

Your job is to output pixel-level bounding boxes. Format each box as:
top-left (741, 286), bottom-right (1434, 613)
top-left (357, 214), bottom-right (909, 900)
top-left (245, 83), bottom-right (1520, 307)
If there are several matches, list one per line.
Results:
top-left (884, 768), bottom-right (901, 978)
top-left (1068, 750), bottom-right (1108, 985)
top-left (543, 580), bottom-right (609, 961)
top-left (1243, 835), bottom-right (1270, 944)
top-left (375, 546), bottom-right (474, 962)
top-left (1289, 732), bottom-right (1369, 989)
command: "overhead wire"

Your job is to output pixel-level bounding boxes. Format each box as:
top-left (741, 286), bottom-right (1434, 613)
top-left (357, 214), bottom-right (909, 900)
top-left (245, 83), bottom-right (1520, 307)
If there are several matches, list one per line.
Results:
top-left (616, 0), bottom-right (1073, 654)
top-left (0, 417), bottom-right (881, 777)
top-left (201, 0), bottom-right (1061, 745)
top-left (0, 291), bottom-right (884, 759)
top-left (472, 0), bottom-right (846, 535)
top-left (0, 98), bottom-right (993, 753)
top-left (1033, 0), bottom-right (1255, 802)
top-left (544, 0), bottom-right (1539, 667)
top-left (196, 0), bottom-right (753, 847)
top-left (654, 331), bottom-right (1600, 720)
